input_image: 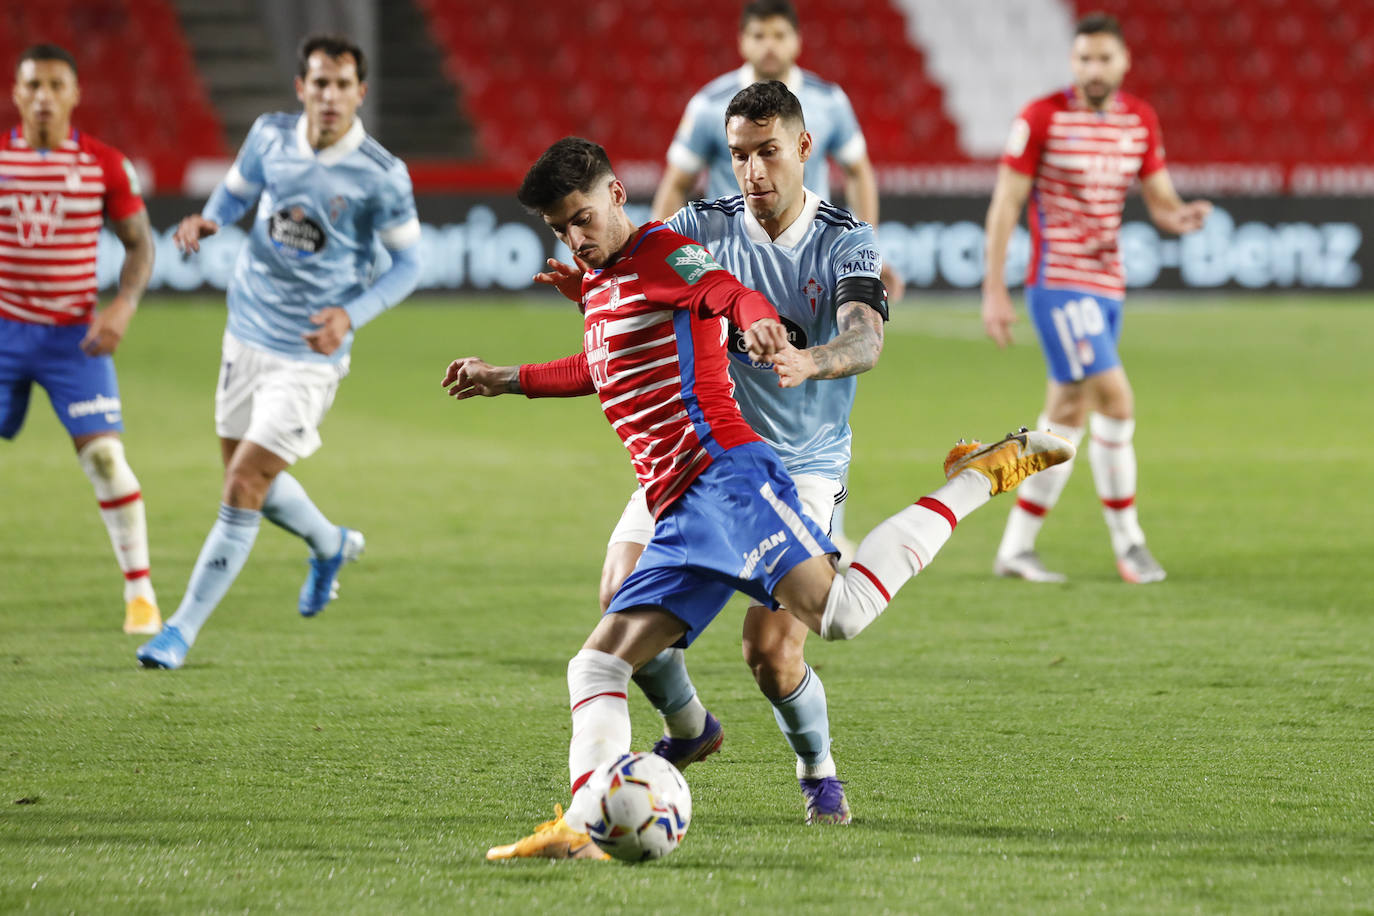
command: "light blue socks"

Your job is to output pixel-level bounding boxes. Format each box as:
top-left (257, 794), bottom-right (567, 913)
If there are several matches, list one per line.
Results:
top-left (633, 648), bottom-right (708, 738)
top-left (772, 664), bottom-right (836, 779)
top-left (262, 471), bottom-right (341, 558)
top-left (166, 504), bottom-right (261, 643)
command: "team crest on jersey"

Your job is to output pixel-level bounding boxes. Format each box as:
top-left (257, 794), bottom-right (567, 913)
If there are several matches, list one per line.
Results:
top-left (269, 205), bottom-right (327, 256)
top-left (801, 277), bottom-right (823, 315)
top-left (666, 244), bottom-right (724, 284)
top-left (328, 194), bottom-right (348, 223)
top-left (10, 192), bottom-right (64, 247)
top-left (65, 168), bottom-right (82, 191)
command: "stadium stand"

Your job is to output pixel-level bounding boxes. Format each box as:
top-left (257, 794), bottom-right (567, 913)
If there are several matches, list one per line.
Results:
top-left (0, 0), bottom-right (227, 191)
top-left (415, 0), bottom-right (961, 167)
top-left (1077, 0), bottom-right (1373, 165)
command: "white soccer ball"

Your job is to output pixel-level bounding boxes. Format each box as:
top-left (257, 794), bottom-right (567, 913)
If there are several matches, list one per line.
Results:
top-left (584, 751), bottom-right (692, 862)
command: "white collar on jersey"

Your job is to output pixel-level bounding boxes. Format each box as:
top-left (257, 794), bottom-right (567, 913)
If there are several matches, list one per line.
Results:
top-left (736, 63), bottom-right (803, 94)
top-left (294, 113), bottom-right (366, 166)
top-left (742, 187), bottom-right (820, 249)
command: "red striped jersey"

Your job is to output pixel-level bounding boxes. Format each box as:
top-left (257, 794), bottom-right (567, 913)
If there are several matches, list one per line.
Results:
top-left (519, 222), bottom-right (777, 517)
top-left (0, 128), bottom-right (144, 325)
top-left (1001, 89), bottom-right (1165, 298)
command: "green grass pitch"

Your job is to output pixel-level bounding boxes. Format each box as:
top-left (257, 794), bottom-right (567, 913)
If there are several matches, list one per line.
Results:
top-left (2, 295), bottom-right (1372, 913)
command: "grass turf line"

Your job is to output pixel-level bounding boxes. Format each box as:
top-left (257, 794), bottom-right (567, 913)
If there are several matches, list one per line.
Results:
top-left (1, 297), bottom-right (1371, 913)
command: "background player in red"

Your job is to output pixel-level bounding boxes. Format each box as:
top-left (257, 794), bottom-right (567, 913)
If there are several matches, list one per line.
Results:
top-left (0, 45), bottom-right (160, 634)
top-left (980, 13), bottom-right (1211, 585)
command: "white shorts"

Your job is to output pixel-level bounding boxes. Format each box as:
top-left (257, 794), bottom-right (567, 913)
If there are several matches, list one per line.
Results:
top-left (214, 333), bottom-right (349, 464)
top-left (607, 472), bottom-right (844, 548)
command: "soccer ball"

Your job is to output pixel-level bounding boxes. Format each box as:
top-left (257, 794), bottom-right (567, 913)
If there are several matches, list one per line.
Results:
top-left (584, 752), bottom-right (692, 862)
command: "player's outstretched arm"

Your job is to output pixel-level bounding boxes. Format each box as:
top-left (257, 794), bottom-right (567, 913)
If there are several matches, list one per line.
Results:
top-left (1141, 171), bottom-right (1212, 236)
top-left (772, 301), bottom-right (884, 389)
top-left (981, 165), bottom-right (1033, 348)
top-left (82, 210), bottom-right (155, 356)
top-left (442, 358), bottom-right (521, 399)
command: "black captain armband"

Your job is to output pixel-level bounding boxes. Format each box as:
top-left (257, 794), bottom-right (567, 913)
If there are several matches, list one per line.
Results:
top-left (834, 276), bottom-right (889, 321)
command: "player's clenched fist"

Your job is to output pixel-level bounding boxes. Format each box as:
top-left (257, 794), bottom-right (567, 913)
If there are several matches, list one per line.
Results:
top-left (173, 214), bottom-right (220, 254)
top-left (743, 317), bottom-right (787, 363)
top-left (442, 357), bottom-right (519, 399)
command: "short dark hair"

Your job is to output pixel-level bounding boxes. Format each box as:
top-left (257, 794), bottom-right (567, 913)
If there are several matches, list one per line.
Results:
top-left (1075, 12), bottom-right (1124, 42)
top-left (739, 0), bottom-right (799, 32)
top-left (297, 34), bottom-right (367, 83)
top-left (517, 137), bottom-right (615, 213)
top-left (725, 80), bottom-right (806, 131)
top-left (17, 44), bottom-right (78, 77)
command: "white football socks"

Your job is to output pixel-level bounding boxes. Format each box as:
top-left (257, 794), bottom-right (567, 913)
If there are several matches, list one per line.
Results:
top-left (996, 413), bottom-right (1084, 559)
top-left (78, 437), bottom-right (156, 604)
top-left (564, 648), bottom-right (633, 832)
top-left (1089, 413), bottom-right (1147, 555)
top-left (820, 470), bottom-right (988, 640)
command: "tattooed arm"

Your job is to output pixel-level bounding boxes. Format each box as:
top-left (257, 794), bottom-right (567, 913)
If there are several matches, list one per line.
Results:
top-left (771, 301), bottom-right (885, 389)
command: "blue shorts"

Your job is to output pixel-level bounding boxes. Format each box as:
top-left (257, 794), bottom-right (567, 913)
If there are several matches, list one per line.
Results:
top-left (606, 441), bottom-right (836, 648)
top-left (1025, 285), bottom-right (1124, 383)
top-left (0, 315), bottom-right (123, 440)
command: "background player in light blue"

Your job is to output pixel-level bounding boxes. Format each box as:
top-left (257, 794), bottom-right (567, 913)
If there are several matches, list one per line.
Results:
top-left (545, 81), bottom-right (887, 824)
top-left (650, 0), bottom-right (902, 558)
top-left (137, 35), bottom-right (420, 670)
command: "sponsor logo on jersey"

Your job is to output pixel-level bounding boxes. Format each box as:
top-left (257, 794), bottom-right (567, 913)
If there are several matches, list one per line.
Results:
top-left (66, 393), bottom-right (121, 422)
top-left (741, 529), bottom-right (788, 578)
top-left (839, 249), bottom-right (880, 277)
top-left (10, 192), bottom-right (64, 247)
top-left (666, 244), bottom-right (724, 284)
top-left (269, 206), bottom-right (327, 256)
top-left (725, 315), bottom-right (807, 369)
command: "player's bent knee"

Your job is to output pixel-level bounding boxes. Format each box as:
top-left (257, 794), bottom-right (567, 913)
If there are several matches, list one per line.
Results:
top-left (77, 435), bottom-right (124, 480)
top-left (222, 468), bottom-right (273, 509)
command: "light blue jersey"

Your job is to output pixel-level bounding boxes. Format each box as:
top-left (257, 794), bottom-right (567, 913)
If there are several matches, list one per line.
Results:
top-left (207, 113), bottom-right (420, 363)
top-left (667, 190), bottom-right (883, 480)
top-left (668, 65), bottom-right (867, 203)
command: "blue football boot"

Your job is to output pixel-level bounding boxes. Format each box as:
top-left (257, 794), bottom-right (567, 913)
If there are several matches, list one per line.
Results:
top-left (136, 624), bottom-right (189, 670)
top-left (299, 528), bottom-right (365, 617)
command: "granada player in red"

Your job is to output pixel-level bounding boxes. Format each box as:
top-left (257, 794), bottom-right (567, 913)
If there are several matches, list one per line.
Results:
top-left (1, 45), bottom-right (160, 634)
top-left (442, 137), bottom-right (1075, 860)
top-left (981, 13), bottom-right (1210, 586)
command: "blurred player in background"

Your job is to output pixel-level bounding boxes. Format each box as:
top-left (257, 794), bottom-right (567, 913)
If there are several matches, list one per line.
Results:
top-left (136, 35), bottom-right (420, 670)
top-left (1, 45), bottom-right (160, 634)
top-left (446, 136), bottom-right (1074, 859)
top-left (541, 81), bottom-right (886, 825)
top-left (981, 12), bottom-right (1210, 584)
top-left (651, 0), bottom-right (899, 561)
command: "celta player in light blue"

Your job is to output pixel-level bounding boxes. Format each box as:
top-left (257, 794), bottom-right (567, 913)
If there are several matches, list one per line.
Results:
top-left (651, 0), bottom-right (904, 562)
top-left (138, 35), bottom-right (420, 670)
top-left (539, 81), bottom-right (887, 825)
